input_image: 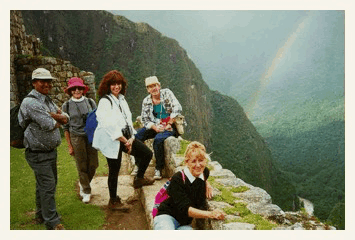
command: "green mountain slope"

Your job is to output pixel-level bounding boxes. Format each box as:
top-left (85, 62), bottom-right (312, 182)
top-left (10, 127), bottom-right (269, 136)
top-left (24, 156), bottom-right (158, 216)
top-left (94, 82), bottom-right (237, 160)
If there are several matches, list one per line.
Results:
top-left (210, 91), bottom-right (298, 210)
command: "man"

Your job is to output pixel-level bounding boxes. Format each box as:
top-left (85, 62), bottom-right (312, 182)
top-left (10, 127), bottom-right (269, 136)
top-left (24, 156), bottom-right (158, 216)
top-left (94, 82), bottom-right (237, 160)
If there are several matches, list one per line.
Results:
top-left (135, 76), bottom-right (182, 179)
top-left (18, 68), bottom-right (69, 230)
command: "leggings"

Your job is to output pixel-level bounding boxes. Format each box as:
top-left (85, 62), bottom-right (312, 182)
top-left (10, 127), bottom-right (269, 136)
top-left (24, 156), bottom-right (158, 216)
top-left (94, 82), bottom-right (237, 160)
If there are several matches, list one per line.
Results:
top-left (106, 139), bottom-right (153, 199)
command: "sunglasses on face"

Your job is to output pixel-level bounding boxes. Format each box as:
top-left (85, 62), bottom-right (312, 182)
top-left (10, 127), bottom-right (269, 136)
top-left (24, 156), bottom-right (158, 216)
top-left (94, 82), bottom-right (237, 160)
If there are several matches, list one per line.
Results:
top-left (71, 87), bottom-right (84, 91)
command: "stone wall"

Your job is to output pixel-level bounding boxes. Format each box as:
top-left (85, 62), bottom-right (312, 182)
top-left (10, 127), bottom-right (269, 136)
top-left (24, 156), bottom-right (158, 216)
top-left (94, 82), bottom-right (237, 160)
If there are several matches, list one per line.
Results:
top-left (10, 10), bottom-right (96, 108)
top-left (15, 56), bottom-right (96, 107)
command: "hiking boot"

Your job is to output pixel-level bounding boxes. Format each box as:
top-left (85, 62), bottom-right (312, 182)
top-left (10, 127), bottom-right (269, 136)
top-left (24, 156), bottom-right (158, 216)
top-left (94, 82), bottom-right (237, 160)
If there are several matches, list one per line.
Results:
top-left (130, 165), bottom-right (138, 176)
top-left (108, 197), bottom-right (131, 212)
top-left (133, 176), bottom-right (155, 189)
top-left (82, 193), bottom-right (91, 203)
top-left (154, 169), bottom-right (162, 180)
top-left (54, 224), bottom-right (65, 230)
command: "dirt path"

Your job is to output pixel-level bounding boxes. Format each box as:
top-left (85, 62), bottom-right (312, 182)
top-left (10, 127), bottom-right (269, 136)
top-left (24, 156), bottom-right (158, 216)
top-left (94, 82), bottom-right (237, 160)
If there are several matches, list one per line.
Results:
top-left (102, 199), bottom-right (149, 230)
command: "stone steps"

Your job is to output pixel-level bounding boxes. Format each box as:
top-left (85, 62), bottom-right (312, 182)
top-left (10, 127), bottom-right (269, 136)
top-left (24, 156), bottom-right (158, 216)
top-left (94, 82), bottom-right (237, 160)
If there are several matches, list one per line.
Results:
top-left (89, 151), bottom-right (164, 229)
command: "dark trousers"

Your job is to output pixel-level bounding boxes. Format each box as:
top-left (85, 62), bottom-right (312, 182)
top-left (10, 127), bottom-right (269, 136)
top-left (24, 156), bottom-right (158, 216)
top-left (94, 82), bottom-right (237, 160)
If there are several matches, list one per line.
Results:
top-left (25, 149), bottom-right (61, 230)
top-left (135, 127), bottom-right (176, 171)
top-left (106, 139), bottom-right (153, 200)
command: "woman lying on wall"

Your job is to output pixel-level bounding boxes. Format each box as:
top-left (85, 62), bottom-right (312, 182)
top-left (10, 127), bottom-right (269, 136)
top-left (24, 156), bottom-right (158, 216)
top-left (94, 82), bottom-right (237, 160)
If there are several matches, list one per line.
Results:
top-left (153, 141), bottom-right (226, 230)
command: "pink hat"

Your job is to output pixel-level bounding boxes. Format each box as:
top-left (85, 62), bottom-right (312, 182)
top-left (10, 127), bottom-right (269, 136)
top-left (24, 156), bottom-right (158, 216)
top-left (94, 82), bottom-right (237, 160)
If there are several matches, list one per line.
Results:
top-left (65, 77), bottom-right (89, 94)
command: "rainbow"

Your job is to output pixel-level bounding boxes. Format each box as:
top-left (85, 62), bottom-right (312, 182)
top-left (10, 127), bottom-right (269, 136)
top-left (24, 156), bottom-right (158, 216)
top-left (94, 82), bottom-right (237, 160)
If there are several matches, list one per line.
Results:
top-left (246, 13), bottom-right (312, 120)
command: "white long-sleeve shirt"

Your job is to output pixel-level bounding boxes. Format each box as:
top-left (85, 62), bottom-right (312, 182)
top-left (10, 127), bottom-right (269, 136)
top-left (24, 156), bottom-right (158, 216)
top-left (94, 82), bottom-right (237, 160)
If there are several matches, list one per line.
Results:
top-left (92, 93), bottom-right (136, 159)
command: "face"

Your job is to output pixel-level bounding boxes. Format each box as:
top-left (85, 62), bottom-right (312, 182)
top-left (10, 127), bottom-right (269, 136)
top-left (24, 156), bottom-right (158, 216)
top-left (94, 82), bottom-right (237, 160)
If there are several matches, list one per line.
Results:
top-left (146, 83), bottom-right (161, 97)
top-left (32, 79), bottom-right (52, 95)
top-left (186, 151), bottom-right (207, 177)
top-left (70, 87), bottom-right (84, 99)
top-left (110, 83), bottom-right (122, 97)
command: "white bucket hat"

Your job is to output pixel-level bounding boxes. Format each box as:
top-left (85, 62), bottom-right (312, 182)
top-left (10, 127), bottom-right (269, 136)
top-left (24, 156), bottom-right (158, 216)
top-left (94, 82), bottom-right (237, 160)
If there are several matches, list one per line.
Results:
top-left (145, 76), bottom-right (160, 87)
top-left (32, 68), bottom-right (56, 80)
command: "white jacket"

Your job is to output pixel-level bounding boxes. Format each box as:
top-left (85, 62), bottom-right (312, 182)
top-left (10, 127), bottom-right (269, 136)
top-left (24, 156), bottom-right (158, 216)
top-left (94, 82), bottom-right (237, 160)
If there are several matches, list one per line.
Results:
top-left (92, 94), bottom-right (137, 159)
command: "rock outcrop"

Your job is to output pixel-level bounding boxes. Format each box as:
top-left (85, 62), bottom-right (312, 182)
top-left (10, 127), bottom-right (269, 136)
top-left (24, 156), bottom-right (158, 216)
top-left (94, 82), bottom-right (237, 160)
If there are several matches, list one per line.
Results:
top-left (136, 137), bottom-right (336, 230)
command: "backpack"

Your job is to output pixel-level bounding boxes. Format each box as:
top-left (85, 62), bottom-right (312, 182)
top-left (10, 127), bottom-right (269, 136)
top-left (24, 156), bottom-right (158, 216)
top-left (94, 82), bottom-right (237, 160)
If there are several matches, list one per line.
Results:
top-left (10, 95), bottom-right (36, 148)
top-left (152, 170), bottom-right (186, 219)
top-left (84, 95), bottom-right (112, 144)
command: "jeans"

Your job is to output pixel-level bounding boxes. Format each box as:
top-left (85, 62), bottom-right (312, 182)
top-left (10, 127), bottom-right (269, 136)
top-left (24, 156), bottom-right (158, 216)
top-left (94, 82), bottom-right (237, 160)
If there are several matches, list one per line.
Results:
top-left (153, 214), bottom-right (193, 230)
top-left (135, 127), bottom-right (176, 171)
top-left (25, 149), bottom-right (61, 229)
top-left (106, 139), bottom-right (152, 199)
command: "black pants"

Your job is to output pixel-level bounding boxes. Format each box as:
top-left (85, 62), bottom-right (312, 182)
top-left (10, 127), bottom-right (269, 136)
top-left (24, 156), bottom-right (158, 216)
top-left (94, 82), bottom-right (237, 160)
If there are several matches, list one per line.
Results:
top-left (106, 139), bottom-right (153, 199)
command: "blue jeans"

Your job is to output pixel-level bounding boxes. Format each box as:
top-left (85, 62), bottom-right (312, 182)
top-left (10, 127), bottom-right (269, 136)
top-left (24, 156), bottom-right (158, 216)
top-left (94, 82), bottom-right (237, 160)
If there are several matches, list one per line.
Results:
top-left (135, 127), bottom-right (176, 171)
top-left (153, 214), bottom-right (193, 230)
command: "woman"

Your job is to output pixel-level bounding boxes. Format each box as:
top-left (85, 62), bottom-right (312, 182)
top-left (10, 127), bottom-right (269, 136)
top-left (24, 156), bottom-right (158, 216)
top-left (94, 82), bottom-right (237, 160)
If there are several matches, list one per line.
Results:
top-left (153, 141), bottom-right (225, 230)
top-left (62, 77), bottom-right (98, 204)
top-left (92, 70), bottom-right (155, 210)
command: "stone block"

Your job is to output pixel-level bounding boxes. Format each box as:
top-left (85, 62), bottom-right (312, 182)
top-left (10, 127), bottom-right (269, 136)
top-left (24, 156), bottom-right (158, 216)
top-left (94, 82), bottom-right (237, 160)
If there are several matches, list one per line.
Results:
top-left (222, 222), bottom-right (255, 230)
top-left (54, 64), bottom-right (61, 72)
top-left (247, 202), bottom-right (284, 217)
top-left (233, 186), bottom-right (272, 204)
top-left (162, 137), bottom-right (180, 178)
top-left (210, 168), bottom-right (236, 179)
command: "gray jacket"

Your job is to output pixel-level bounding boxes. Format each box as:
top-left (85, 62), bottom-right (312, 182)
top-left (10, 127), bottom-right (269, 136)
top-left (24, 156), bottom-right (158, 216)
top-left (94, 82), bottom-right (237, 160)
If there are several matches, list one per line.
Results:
top-left (18, 90), bottom-right (67, 151)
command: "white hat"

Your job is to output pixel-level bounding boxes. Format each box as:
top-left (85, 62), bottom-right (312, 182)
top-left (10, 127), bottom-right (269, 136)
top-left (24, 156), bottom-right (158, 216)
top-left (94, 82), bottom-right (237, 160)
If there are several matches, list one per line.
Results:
top-left (32, 68), bottom-right (56, 80)
top-left (145, 76), bottom-right (160, 86)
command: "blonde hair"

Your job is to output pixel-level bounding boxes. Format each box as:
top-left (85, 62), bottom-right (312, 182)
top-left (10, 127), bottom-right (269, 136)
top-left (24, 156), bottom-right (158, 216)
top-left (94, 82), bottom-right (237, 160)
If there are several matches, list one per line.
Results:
top-left (184, 141), bottom-right (207, 163)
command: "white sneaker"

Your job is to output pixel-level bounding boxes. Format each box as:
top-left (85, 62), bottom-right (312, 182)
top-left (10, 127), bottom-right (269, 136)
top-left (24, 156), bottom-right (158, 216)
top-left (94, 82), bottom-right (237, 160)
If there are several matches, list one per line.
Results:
top-left (154, 169), bottom-right (162, 180)
top-left (82, 193), bottom-right (91, 203)
top-left (131, 165), bottom-right (138, 176)
top-left (79, 184), bottom-right (84, 197)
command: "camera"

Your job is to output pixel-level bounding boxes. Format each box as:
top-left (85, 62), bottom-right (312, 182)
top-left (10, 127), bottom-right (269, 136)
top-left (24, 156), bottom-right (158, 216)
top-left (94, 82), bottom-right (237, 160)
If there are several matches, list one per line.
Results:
top-left (122, 125), bottom-right (131, 139)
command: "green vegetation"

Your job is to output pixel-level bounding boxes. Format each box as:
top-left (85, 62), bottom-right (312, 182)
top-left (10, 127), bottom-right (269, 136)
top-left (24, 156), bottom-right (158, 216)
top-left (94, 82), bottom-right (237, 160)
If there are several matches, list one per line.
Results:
top-left (254, 97), bottom-right (345, 228)
top-left (16, 54), bottom-right (33, 59)
top-left (327, 202), bottom-right (345, 230)
top-left (176, 139), bottom-right (190, 156)
top-left (230, 186), bottom-right (249, 193)
top-left (210, 91), bottom-right (299, 212)
top-left (210, 179), bottom-right (277, 230)
top-left (10, 140), bottom-right (108, 230)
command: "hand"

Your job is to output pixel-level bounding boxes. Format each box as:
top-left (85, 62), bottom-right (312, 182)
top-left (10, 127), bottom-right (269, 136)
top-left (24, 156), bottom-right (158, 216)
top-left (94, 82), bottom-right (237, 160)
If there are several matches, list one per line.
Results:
top-left (153, 124), bottom-right (165, 133)
top-left (165, 124), bottom-right (173, 131)
top-left (49, 112), bottom-right (68, 125)
top-left (68, 145), bottom-right (74, 156)
top-left (124, 138), bottom-right (134, 154)
top-left (206, 181), bottom-right (213, 199)
top-left (210, 209), bottom-right (226, 220)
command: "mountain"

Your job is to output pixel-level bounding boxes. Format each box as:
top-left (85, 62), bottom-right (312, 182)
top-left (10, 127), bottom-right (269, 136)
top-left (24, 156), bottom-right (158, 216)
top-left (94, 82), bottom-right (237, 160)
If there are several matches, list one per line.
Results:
top-left (108, 10), bottom-right (345, 226)
top-left (20, 10), bottom-right (299, 212)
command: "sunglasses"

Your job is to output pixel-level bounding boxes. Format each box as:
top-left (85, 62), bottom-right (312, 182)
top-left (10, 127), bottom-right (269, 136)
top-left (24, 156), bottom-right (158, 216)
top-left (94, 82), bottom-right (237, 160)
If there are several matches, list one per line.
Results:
top-left (71, 87), bottom-right (85, 91)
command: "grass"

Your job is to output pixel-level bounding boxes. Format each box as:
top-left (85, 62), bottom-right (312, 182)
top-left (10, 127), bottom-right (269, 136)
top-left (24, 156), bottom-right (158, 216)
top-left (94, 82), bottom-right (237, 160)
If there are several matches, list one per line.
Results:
top-left (176, 139), bottom-right (190, 156)
top-left (10, 138), bottom-right (108, 230)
